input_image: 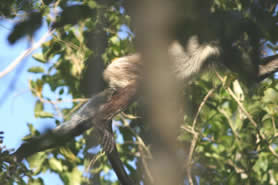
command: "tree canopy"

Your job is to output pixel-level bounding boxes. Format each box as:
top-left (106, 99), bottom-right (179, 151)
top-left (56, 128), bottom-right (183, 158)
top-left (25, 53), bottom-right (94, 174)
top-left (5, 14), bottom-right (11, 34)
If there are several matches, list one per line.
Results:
top-left (1, 0), bottom-right (278, 185)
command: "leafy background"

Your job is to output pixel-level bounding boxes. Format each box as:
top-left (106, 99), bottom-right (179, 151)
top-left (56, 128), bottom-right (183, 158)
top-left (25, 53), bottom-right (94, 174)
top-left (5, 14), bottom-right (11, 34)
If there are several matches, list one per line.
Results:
top-left (1, 0), bottom-right (278, 185)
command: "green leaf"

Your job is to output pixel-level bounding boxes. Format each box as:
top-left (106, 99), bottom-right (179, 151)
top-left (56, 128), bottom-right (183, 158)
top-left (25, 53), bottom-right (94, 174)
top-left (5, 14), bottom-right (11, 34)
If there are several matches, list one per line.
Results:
top-left (34, 100), bottom-right (43, 113)
top-left (263, 88), bottom-right (278, 103)
top-left (34, 100), bottom-right (53, 118)
top-left (33, 53), bottom-right (47, 63)
top-left (62, 167), bottom-right (82, 185)
top-left (27, 152), bottom-right (46, 173)
top-left (28, 66), bottom-right (45, 73)
top-left (26, 123), bottom-right (37, 136)
top-left (48, 158), bottom-right (63, 172)
top-left (59, 147), bottom-right (79, 163)
top-left (35, 111), bottom-right (54, 118)
top-left (110, 36), bottom-right (119, 44)
top-left (28, 178), bottom-right (44, 185)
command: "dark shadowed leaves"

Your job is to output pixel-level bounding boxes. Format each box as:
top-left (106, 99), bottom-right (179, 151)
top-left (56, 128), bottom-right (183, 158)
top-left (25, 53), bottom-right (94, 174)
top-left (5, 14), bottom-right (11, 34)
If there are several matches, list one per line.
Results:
top-left (52, 5), bottom-right (96, 28)
top-left (0, 131), bottom-right (3, 144)
top-left (42, 0), bottom-right (54, 5)
top-left (8, 12), bottom-right (43, 44)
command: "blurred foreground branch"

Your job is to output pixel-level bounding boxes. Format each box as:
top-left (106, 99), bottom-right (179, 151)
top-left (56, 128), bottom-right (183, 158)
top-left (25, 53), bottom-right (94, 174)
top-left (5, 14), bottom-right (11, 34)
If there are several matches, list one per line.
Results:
top-left (0, 30), bottom-right (54, 79)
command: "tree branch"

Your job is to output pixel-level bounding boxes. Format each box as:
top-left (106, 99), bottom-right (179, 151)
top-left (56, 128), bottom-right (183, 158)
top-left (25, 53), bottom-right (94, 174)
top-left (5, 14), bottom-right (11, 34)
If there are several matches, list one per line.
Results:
top-left (258, 54), bottom-right (278, 80)
top-left (0, 30), bottom-right (54, 79)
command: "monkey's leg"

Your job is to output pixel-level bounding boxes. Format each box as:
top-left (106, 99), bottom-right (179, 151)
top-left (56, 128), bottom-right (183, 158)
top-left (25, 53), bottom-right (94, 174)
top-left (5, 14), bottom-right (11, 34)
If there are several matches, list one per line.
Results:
top-left (95, 120), bottom-right (134, 185)
top-left (95, 121), bottom-right (115, 153)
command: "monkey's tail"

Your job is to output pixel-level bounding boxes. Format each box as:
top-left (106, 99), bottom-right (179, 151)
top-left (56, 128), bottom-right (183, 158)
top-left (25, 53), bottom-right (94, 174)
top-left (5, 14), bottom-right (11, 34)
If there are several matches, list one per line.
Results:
top-left (106, 122), bottom-right (134, 185)
top-left (107, 147), bottom-right (134, 185)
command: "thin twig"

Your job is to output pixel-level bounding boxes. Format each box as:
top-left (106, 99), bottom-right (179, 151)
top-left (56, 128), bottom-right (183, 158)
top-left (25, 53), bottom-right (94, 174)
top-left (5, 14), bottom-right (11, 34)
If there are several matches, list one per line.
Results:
top-left (192, 88), bottom-right (215, 128)
top-left (187, 132), bottom-right (198, 185)
top-left (37, 95), bottom-right (88, 105)
top-left (139, 144), bottom-right (154, 184)
top-left (119, 114), bottom-right (153, 183)
top-left (187, 88), bottom-right (215, 185)
top-left (85, 152), bottom-right (106, 173)
top-left (272, 116), bottom-right (276, 132)
top-left (120, 115), bottom-right (152, 158)
top-left (29, 85), bottom-right (88, 118)
top-left (218, 108), bottom-right (240, 139)
top-left (181, 125), bottom-right (195, 134)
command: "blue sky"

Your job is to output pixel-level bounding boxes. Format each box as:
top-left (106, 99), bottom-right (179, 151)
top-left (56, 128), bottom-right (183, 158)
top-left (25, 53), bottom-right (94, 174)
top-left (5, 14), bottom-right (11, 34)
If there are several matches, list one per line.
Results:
top-left (0, 20), bottom-right (41, 148)
top-left (0, 20), bottom-right (65, 185)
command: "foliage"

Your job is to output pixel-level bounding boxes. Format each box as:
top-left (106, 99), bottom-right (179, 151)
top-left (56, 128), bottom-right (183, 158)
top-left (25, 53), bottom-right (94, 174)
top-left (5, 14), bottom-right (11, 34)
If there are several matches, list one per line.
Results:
top-left (0, 144), bottom-right (35, 185)
top-left (1, 0), bottom-right (278, 185)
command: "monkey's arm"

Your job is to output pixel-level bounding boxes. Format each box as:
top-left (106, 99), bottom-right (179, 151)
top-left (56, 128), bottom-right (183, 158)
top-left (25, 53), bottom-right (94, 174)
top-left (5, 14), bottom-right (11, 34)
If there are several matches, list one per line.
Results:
top-left (14, 85), bottom-right (137, 161)
top-left (259, 54), bottom-right (278, 80)
top-left (14, 88), bottom-right (114, 160)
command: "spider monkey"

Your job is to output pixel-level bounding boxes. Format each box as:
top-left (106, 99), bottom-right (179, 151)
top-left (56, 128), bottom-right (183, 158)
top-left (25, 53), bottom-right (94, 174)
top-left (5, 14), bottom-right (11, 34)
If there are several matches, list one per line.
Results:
top-left (103, 36), bottom-right (221, 89)
top-left (102, 9), bottom-right (262, 185)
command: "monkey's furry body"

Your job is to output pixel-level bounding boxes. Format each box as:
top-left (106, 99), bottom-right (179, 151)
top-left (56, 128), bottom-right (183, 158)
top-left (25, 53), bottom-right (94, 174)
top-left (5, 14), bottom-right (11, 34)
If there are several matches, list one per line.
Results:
top-left (104, 36), bottom-right (221, 89)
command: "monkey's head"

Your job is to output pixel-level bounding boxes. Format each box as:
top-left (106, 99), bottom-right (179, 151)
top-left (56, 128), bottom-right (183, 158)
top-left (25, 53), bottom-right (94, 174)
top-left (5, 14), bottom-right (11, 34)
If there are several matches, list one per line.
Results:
top-left (103, 54), bottom-right (142, 89)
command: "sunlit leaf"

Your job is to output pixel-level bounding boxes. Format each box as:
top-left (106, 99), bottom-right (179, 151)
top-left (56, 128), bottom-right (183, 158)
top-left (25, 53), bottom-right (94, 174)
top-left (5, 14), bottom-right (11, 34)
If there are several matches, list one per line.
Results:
top-left (28, 66), bottom-right (45, 73)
